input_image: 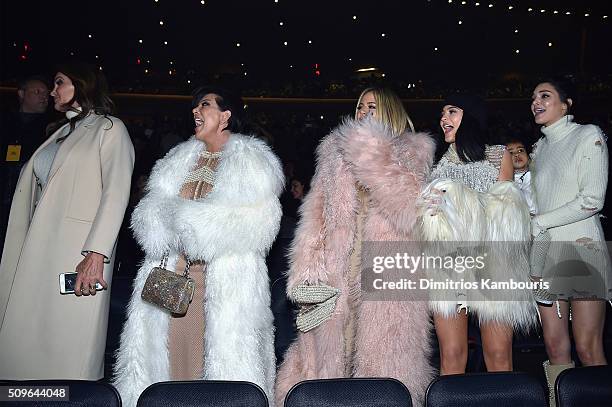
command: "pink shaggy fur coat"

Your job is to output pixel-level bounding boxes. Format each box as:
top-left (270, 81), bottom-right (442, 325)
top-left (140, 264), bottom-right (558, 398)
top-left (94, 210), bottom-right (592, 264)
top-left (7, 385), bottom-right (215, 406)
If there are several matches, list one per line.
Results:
top-left (275, 117), bottom-right (436, 406)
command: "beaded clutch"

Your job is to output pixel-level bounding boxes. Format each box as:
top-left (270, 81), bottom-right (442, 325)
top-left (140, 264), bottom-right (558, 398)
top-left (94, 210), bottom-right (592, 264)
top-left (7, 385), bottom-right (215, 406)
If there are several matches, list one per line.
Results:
top-left (141, 256), bottom-right (195, 315)
top-left (529, 230), bottom-right (555, 304)
top-left (291, 284), bottom-right (340, 333)
top-left (530, 229), bottom-right (551, 278)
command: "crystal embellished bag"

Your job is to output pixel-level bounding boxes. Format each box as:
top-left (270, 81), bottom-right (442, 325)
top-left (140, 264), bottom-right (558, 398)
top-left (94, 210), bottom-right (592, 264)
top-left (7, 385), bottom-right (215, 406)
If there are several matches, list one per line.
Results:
top-left (141, 255), bottom-right (195, 315)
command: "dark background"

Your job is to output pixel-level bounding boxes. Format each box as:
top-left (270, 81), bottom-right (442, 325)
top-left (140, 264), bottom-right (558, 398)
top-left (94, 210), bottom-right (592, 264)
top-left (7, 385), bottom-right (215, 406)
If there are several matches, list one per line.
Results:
top-left (1, 0), bottom-right (611, 93)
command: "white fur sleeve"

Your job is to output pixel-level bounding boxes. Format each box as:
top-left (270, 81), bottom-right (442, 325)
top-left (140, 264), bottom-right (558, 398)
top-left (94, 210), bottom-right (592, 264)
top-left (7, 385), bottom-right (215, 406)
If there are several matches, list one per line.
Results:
top-left (175, 196), bottom-right (282, 261)
top-left (131, 192), bottom-right (182, 259)
top-left (174, 141), bottom-right (284, 262)
top-left (484, 181), bottom-right (531, 242)
top-left (130, 141), bottom-right (197, 259)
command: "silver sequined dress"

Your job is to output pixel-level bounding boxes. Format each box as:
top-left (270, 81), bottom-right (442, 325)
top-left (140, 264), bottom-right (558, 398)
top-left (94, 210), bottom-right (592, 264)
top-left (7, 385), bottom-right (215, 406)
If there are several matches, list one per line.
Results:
top-left (430, 144), bottom-right (505, 192)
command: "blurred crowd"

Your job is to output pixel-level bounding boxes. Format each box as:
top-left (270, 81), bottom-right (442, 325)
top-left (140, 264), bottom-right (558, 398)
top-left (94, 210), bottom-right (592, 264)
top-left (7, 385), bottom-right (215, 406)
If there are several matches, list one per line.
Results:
top-left (99, 73), bottom-right (612, 100)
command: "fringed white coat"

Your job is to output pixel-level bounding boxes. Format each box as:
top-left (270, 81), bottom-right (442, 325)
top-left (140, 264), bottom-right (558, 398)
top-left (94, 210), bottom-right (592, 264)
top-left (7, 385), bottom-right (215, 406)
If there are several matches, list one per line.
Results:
top-left (113, 134), bottom-right (284, 407)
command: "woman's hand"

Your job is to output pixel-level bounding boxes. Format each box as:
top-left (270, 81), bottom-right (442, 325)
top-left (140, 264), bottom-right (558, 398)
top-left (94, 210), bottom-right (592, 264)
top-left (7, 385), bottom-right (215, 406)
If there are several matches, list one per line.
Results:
top-left (74, 252), bottom-right (108, 296)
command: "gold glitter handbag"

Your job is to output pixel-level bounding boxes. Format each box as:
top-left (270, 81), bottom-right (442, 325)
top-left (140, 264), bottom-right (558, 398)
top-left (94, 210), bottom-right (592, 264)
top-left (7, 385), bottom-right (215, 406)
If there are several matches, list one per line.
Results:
top-left (141, 255), bottom-right (195, 315)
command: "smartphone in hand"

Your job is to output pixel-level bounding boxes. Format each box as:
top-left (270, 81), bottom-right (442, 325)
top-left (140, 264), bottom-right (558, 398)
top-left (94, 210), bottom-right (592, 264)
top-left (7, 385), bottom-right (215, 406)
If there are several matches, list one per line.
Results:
top-left (59, 272), bottom-right (104, 294)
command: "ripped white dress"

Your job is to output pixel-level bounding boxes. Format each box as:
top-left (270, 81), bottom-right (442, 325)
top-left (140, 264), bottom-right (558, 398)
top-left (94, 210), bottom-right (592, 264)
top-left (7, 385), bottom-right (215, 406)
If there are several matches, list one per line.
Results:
top-left (531, 115), bottom-right (612, 300)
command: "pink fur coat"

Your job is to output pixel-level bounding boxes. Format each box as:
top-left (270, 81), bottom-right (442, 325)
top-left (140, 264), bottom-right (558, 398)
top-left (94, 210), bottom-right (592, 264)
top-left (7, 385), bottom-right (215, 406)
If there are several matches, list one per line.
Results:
top-left (275, 117), bottom-right (436, 406)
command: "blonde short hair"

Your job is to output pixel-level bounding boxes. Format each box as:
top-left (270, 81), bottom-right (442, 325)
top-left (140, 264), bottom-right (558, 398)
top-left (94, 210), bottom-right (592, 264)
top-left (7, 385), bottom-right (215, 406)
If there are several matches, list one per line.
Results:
top-left (355, 87), bottom-right (415, 135)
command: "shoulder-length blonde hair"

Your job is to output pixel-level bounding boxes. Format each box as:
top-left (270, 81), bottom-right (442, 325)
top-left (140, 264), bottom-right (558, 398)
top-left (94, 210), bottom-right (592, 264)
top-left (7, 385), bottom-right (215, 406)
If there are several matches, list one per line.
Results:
top-left (355, 87), bottom-right (415, 135)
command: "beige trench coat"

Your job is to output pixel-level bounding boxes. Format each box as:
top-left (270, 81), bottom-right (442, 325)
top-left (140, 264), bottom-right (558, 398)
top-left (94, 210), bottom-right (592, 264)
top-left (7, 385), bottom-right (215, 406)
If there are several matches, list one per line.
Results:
top-left (0, 113), bottom-right (134, 379)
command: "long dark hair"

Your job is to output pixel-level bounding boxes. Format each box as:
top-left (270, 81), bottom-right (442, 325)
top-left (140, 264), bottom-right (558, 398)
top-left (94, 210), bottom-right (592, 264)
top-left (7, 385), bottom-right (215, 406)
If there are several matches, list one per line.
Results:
top-left (50, 62), bottom-right (114, 137)
top-left (451, 113), bottom-right (487, 162)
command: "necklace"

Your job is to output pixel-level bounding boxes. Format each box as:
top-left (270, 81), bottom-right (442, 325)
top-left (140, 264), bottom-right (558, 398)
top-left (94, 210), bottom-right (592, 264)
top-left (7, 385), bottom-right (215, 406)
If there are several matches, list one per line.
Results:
top-left (183, 149), bottom-right (222, 184)
top-left (198, 149), bottom-right (222, 159)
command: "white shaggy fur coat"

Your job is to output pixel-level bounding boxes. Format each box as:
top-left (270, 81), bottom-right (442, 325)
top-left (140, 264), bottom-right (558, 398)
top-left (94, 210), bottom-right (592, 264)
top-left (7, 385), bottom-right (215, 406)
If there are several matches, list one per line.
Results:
top-left (113, 134), bottom-right (284, 407)
top-left (418, 178), bottom-right (537, 331)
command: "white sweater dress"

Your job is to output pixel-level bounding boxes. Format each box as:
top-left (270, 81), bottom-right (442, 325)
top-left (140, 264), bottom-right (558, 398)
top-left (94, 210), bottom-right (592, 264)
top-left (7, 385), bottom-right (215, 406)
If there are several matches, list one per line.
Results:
top-left (531, 115), bottom-right (612, 300)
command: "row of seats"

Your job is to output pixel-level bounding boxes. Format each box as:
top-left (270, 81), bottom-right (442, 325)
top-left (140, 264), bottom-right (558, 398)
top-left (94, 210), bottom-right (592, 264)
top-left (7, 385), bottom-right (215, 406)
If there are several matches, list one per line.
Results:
top-left (2, 366), bottom-right (611, 406)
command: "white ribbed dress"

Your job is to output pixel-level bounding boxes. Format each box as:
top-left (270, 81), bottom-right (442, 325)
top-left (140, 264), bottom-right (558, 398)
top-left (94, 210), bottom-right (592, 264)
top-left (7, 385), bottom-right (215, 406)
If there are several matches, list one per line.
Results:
top-left (531, 115), bottom-right (612, 300)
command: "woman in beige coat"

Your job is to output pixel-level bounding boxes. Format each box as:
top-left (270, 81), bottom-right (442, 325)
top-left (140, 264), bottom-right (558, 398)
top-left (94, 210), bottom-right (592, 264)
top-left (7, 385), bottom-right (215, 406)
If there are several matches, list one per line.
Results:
top-left (0, 62), bottom-right (134, 380)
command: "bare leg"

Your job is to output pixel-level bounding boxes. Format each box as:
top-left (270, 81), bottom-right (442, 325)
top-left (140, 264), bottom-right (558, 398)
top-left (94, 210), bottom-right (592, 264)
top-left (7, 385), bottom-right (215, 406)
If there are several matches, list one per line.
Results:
top-left (434, 312), bottom-right (469, 375)
top-left (570, 299), bottom-right (607, 366)
top-left (539, 301), bottom-right (572, 364)
top-left (539, 300), bottom-right (574, 406)
top-left (480, 321), bottom-right (513, 371)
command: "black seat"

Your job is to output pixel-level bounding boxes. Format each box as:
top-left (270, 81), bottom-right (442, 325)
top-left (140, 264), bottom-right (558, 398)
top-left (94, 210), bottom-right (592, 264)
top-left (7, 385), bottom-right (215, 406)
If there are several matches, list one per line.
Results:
top-left (136, 380), bottom-right (268, 407)
top-left (0, 380), bottom-right (120, 406)
top-left (425, 372), bottom-right (547, 407)
top-left (284, 378), bottom-right (411, 407)
top-left (556, 365), bottom-right (612, 407)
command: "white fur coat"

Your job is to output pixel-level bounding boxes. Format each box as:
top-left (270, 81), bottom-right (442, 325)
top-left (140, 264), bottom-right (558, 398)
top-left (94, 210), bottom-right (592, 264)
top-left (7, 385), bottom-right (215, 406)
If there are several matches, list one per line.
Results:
top-left (113, 134), bottom-right (284, 407)
top-left (418, 178), bottom-right (537, 331)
